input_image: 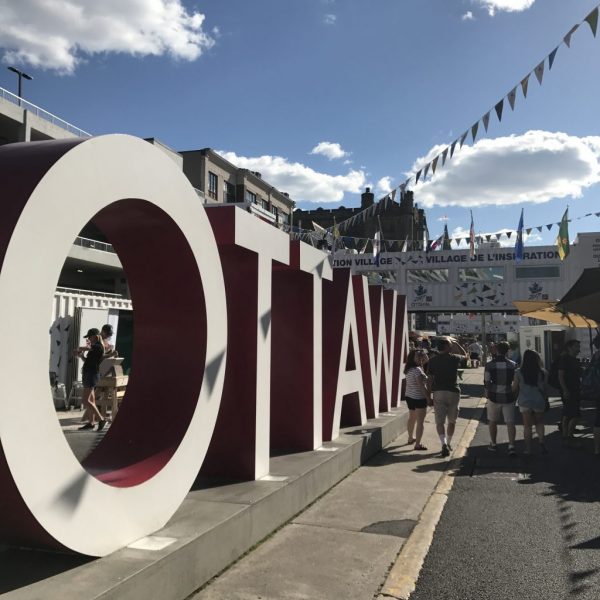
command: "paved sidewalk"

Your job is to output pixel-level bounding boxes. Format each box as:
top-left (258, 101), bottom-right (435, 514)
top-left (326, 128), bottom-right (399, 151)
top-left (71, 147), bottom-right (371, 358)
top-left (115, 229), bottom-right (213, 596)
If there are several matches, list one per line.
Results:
top-left (194, 369), bottom-right (485, 600)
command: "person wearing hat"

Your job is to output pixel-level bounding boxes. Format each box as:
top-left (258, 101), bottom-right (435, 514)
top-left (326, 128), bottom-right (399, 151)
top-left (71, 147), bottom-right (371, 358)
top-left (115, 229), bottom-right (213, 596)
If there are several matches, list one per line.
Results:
top-left (74, 328), bottom-right (107, 431)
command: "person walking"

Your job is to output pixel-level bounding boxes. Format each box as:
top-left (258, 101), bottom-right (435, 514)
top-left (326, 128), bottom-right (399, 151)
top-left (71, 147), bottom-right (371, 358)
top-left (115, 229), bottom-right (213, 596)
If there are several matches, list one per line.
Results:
top-left (75, 328), bottom-right (106, 431)
top-left (558, 340), bottom-right (582, 442)
top-left (513, 349), bottom-right (547, 454)
top-left (468, 338), bottom-right (482, 368)
top-left (404, 349), bottom-right (431, 451)
top-left (484, 341), bottom-right (517, 455)
top-left (427, 337), bottom-right (466, 457)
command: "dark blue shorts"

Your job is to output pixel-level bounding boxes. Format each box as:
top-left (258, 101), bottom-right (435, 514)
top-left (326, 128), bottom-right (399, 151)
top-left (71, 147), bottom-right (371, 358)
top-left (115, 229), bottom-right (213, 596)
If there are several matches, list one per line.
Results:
top-left (561, 393), bottom-right (581, 419)
top-left (82, 371), bottom-right (100, 389)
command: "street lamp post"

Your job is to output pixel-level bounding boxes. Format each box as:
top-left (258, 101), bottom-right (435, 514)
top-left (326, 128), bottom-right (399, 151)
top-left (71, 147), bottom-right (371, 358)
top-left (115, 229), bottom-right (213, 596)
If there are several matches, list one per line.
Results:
top-left (7, 66), bottom-right (33, 106)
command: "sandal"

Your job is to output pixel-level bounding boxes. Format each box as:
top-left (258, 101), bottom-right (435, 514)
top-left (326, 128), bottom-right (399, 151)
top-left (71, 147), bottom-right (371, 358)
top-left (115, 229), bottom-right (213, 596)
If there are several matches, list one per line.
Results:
top-left (414, 444), bottom-right (428, 451)
top-left (407, 438), bottom-right (416, 445)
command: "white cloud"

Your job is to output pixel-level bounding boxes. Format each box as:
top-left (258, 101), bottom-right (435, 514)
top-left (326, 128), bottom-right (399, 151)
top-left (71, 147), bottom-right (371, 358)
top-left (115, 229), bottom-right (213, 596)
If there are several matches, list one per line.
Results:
top-left (375, 176), bottom-right (393, 194)
top-left (324, 14), bottom-right (337, 25)
top-left (475, 0), bottom-right (535, 17)
top-left (0, 0), bottom-right (215, 73)
top-left (462, 11), bottom-right (475, 20)
top-left (217, 150), bottom-right (366, 203)
top-left (413, 131), bottom-right (600, 209)
top-left (310, 141), bottom-right (349, 160)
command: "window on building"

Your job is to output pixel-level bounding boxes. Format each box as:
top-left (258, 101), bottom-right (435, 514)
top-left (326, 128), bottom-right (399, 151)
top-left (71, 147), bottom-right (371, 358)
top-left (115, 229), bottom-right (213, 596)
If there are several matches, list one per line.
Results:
top-left (245, 190), bottom-right (257, 204)
top-left (261, 199), bottom-right (269, 211)
top-left (208, 171), bottom-right (218, 200)
top-left (458, 267), bottom-right (504, 282)
top-left (281, 212), bottom-right (290, 224)
top-left (407, 269), bottom-right (449, 283)
top-left (224, 181), bottom-right (235, 203)
top-left (515, 266), bottom-right (560, 279)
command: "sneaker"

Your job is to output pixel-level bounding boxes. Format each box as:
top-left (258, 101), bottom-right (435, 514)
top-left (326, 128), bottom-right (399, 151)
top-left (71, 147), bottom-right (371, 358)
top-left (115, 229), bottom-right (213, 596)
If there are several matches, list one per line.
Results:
top-left (447, 442), bottom-right (453, 452)
top-left (508, 445), bottom-right (517, 457)
top-left (488, 443), bottom-right (498, 452)
top-left (97, 419), bottom-right (106, 432)
top-left (440, 444), bottom-right (450, 458)
top-left (78, 423), bottom-right (93, 430)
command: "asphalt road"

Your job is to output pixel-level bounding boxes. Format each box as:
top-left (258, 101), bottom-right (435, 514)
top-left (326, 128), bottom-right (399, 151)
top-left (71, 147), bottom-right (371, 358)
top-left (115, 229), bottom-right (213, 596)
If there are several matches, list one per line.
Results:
top-left (410, 399), bottom-right (600, 600)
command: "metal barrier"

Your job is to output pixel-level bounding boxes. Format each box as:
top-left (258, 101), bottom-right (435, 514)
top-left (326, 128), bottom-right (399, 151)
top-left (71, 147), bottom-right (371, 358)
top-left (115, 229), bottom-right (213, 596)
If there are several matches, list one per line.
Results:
top-left (73, 236), bottom-right (116, 253)
top-left (0, 85), bottom-right (91, 138)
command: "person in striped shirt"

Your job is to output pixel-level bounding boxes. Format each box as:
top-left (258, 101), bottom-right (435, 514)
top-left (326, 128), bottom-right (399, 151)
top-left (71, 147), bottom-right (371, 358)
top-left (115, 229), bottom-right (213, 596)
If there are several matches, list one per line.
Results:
top-left (404, 349), bottom-right (432, 451)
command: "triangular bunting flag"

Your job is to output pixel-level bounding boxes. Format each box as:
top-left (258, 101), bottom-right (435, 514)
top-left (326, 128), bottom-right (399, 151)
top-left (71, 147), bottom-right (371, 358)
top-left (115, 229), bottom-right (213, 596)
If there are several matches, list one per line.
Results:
top-left (595, 212), bottom-right (600, 217)
top-left (485, 235), bottom-right (491, 242)
top-left (548, 46), bottom-right (559, 70)
top-left (482, 285), bottom-right (491, 292)
top-left (506, 231), bottom-right (512, 239)
top-left (460, 131), bottom-right (468, 148)
top-left (521, 74), bottom-right (530, 98)
top-left (423, 162), bottom-right (430, 180)
top-left (564, 24), bottom-right (578, 47)
top-left (585, 7), bottom-right (599, 37)
top-left (482, 112), bottom-right (491, 132)
top-left (507, 87), bottom-right (517, 110)
top-left (442, 148), bottom-right (449, 166)
top-left (534, 60), bottom-right (545, 85)
top-left (431, 156), bottom-right (439, 174)
top-left (546, 224), bottom-right (553, 231)
top-left (451, 140), bottom-right (458, 157)
top-left (536, 226), bottom-right (543, 233)
top-left (525, 228), bottom-right (532, 235)
top-left (495, 99), bottom-right (504, 122)
top-left (416, 169), bottom-right (422, 184)
top-left (471, 122), bottom-right (479, 143)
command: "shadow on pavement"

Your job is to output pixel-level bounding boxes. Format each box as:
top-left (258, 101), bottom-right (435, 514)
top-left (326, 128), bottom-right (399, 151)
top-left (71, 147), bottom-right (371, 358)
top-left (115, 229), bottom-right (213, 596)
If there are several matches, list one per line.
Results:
top-left (0, 548), bottom-right (93, 593)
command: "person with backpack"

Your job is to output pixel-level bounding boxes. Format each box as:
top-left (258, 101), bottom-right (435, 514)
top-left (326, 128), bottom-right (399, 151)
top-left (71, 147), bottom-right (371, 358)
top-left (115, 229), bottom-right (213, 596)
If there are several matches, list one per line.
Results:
top-left (558, 340), bottom-right (582, 443)
top-left (512, 349), bottom-right (548, 454)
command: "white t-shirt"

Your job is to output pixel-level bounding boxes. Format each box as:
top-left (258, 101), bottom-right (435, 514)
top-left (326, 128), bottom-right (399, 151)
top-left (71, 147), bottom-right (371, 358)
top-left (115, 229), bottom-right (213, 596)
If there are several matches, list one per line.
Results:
top-left (469, 342), bottom-right (482, 355)
top-left (405, 366), bottom-right (427, 399)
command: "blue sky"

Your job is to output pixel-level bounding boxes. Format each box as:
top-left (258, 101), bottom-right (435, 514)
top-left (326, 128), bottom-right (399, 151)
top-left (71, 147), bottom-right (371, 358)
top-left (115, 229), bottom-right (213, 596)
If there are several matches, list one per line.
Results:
top-left (0, 0), bottom-right (599, 247)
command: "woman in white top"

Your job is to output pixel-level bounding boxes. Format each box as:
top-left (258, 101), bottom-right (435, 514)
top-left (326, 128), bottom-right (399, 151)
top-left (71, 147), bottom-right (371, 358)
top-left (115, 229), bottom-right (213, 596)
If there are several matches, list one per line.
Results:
top-left (405, 349), bottom-right (431, 451)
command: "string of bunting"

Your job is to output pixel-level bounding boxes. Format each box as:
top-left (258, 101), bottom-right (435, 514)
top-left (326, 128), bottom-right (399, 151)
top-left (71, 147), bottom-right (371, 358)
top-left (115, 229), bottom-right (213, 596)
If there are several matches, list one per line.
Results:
top-left (401, 3), bottom-right (600, 190)
top-left (321, 3), bottom-right (600, 239)
top-left (284, 210), bottom-right (600, 250)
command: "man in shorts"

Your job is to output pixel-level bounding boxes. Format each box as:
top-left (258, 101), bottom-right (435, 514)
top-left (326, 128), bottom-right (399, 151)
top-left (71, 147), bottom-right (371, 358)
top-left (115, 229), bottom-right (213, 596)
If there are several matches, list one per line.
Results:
top-left (558, 339), bottom-right (582, 441)
top-left (427, 337), bottom-right (466, 457)
top-left (484, 341), bottom-right (517, 455)
top-left (468, 338), bottom-right (482, 368)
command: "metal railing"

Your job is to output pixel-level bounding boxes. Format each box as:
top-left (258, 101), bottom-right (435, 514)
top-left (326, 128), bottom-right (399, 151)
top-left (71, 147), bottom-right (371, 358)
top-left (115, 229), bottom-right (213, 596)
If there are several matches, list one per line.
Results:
top-left (0, 85), bottom-right (91, 138)
top-left (73, 236), bottom-right (116, 254)
top-left (56, 286), bottom-right (124, 299)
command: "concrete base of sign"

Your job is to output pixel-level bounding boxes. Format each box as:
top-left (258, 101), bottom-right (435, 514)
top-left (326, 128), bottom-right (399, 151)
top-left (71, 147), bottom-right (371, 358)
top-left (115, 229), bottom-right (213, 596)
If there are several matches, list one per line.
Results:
top-left (1, 407), bottom-right (408, 600)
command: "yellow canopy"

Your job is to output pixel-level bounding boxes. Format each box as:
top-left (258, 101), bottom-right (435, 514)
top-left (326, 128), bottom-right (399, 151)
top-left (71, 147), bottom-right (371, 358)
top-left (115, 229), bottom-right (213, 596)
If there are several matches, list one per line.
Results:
top-left (513, 300), bottom-right (598, 328)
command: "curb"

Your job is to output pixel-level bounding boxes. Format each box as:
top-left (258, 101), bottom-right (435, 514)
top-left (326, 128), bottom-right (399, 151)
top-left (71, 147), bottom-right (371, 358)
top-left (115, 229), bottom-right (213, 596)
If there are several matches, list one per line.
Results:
top-left (377, 396), bottom-right (486, 600)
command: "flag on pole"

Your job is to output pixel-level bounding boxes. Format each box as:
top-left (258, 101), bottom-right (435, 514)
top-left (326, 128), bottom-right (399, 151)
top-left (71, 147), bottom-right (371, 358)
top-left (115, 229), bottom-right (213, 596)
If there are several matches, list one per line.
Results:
top-left (429, 233), bottom-right (445, 252)
top-left (556, 208), bottom-right (570, 260)
top-left (515, 208), bottom-right (524, 262)
top-left (469, 210), bottom-right (475, 258)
